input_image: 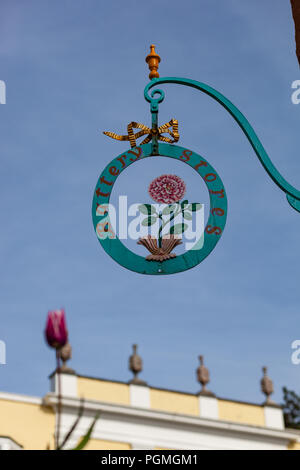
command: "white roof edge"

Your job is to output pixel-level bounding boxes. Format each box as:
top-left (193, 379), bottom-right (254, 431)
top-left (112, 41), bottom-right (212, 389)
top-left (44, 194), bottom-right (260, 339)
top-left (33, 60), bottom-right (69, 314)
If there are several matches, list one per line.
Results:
top-left (43, 393), bottom-right (298, 442)
top-left (0, 391), bottom-right (42, 405)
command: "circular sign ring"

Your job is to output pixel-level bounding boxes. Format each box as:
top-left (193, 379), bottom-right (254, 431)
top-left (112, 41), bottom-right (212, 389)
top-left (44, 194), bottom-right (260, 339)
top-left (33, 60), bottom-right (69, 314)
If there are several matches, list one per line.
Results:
top-left (92, 143), bottom-right (227, 275)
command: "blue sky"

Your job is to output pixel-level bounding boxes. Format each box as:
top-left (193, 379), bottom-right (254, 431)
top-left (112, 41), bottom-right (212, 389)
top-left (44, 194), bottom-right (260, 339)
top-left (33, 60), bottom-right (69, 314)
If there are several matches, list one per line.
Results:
top-left (0, 0), bottom-right (299, 404)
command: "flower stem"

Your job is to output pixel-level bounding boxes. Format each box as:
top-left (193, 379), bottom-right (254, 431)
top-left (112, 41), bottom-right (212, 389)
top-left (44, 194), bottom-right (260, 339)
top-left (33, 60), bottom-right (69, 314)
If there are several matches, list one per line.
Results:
top-left (158, 204), bottom-right (181, 246)
top-left (56, 349), bottom-right (62, 450)
top-left (158, 215), bottom-right (163, 248)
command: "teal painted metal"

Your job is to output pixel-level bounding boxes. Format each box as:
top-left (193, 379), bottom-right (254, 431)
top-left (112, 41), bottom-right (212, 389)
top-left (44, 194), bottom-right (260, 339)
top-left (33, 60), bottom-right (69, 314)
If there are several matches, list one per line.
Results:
top-left (92, 143), bottom-right (227, 275)
top-left (149, 89), bottom-right (164, 154)
top-left (144, 77), bottom-right (300, 213)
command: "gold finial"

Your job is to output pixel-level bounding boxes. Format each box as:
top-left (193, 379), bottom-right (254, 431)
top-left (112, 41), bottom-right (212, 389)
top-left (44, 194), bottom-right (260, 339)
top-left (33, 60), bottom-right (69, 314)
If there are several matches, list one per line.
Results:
top-left (146, 44), bottom-right (161, 80)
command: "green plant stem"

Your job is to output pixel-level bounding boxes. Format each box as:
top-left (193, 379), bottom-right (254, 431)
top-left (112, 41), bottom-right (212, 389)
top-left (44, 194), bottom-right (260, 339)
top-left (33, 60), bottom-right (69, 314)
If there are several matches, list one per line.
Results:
top-left (56, 350), bottom-right (62, 450)
top-left (158, 205), bottom-right (182, 247)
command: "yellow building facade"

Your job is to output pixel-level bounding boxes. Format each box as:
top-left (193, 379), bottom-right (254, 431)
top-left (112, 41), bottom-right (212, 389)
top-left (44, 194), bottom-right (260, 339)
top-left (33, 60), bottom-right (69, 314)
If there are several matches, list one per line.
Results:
top-left (0, 372), bottom-right (300, 450)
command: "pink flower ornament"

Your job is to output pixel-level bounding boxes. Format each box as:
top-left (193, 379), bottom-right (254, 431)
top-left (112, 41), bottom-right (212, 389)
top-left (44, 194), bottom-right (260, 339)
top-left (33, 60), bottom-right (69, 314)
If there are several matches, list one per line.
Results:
top-left (148, 174), bottom-right (186, 204)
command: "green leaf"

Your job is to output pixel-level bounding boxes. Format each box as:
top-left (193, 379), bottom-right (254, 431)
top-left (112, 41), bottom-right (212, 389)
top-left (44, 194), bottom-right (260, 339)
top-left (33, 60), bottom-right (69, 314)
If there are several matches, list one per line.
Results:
top-left (170, 223), bottom-right (188, 234)
top-left (57, 399), bottom-right (85, 450)
top-left (142, 216), bottom-right (157, 226)
top-left (162, 204), bottom-right (176, 215)
top-left (138, 204), bottom-right (156, 215)
top-left (181, 199), bottom-right (188, 208)
top-left (72, 413), bottom-right (100, 450)
top-left (190, 203), bottom-right (202, 211)
top-left (183, 211), bottom-right (192, 220)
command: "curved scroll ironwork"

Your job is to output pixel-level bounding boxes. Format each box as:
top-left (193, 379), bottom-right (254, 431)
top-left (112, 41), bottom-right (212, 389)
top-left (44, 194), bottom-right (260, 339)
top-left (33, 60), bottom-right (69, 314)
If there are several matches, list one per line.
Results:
top-left (144, 77), bottom-right (300, 213)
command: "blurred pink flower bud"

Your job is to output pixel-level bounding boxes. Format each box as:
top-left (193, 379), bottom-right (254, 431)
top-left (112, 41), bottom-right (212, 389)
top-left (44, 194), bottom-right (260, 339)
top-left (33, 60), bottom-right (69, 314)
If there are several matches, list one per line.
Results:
top-left (45, 309), bottom-right (68, 349)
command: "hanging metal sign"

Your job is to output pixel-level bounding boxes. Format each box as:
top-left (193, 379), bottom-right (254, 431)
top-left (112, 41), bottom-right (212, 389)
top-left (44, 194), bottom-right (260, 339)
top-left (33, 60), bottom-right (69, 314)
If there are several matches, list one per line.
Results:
top-left (92, 143), bottom-right (227, 275)
top-left (92, 45), bottom-right (299, 275)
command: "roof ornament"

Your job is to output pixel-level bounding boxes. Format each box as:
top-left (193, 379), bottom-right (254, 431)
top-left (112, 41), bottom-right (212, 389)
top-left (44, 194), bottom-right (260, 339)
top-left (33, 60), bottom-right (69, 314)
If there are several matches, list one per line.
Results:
top-left (197, 355), bottom-right (215, 396)
top-left (260, 366), bottom-right (275, 405)
top-left (58, 342), bottom-right (75, 374)
top-left (129, 344), bottom-right (147, 385)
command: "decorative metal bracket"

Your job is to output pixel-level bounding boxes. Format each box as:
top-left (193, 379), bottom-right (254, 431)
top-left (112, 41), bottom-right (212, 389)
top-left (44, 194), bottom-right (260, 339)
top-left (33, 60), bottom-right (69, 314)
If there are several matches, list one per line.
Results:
top-left (144, 77), bottom-right (300, 213)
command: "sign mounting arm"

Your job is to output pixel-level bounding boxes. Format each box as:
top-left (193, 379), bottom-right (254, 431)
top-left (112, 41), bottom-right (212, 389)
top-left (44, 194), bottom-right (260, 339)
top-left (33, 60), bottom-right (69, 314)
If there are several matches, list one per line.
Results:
top-left (144, 77), bottom-right (300, 213)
